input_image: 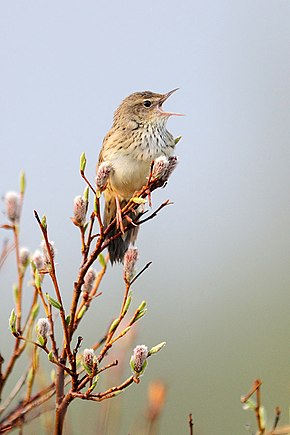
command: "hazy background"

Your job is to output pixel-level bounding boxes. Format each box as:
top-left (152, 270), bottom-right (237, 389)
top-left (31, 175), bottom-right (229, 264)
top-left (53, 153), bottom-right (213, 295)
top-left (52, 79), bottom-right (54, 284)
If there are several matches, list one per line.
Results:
top-left (1, 1), bottom-right (290, 434)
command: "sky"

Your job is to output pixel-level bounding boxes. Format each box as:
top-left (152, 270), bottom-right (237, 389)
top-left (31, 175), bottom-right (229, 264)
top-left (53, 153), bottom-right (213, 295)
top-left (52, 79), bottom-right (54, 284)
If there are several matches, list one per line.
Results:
top-left (1, 1), bottom-right (290, 434)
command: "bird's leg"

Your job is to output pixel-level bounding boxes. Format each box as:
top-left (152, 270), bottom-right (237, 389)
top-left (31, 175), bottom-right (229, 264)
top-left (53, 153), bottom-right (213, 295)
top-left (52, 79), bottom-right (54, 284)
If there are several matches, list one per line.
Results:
top-left (124, 214), bottom-right (137, 226)
top-left (115, 194), bottom-right (125, 234)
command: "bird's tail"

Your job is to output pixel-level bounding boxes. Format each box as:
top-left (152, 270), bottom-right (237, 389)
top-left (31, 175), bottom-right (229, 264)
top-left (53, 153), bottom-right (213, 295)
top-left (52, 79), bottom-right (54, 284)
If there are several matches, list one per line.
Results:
top-left (103, 191), bottom-right (139, 263)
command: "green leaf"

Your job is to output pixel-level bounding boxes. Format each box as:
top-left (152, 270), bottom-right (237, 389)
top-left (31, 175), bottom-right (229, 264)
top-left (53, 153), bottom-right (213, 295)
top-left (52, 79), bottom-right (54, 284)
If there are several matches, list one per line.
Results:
top-left (45, 293), bottom-right (62, 310)
top-left (20, 170), bottom-right (26, 195)
top-left (65, 315), bottom-right (71, 326)
top-left (80, 152), bottom-right (87, 172)
top-left (132, 197), bottom-right (147, 204)
top-left (98, 253), bottom-right (106, 268)
top-left (48, 351), bottom-right (54, 362)
top-left (174, 136), bottom-right (182, 145)
top-left (148, 342), bottom-right (166, 356)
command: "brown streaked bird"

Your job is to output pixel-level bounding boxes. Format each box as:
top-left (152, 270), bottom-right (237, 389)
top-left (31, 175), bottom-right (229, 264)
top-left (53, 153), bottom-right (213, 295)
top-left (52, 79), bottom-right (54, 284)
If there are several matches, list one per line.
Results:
top-left (97, 89), bottom-right (182, 263)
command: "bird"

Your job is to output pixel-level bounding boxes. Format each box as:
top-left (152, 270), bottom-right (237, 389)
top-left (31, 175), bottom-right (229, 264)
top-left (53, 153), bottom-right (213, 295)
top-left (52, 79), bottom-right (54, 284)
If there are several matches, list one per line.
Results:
top-left (97, 89), bottom-right (181, 263)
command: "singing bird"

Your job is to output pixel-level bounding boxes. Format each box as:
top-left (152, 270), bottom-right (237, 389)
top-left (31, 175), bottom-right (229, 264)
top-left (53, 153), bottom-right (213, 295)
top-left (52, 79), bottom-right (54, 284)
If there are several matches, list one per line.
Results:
top-left (97, 89), bottom-right (181, 263)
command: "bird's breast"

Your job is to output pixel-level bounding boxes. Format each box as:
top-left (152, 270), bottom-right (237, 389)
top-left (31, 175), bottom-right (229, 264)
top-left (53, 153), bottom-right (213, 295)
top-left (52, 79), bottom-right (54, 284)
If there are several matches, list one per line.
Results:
top-left (104, 122), bottom-right (175, 200)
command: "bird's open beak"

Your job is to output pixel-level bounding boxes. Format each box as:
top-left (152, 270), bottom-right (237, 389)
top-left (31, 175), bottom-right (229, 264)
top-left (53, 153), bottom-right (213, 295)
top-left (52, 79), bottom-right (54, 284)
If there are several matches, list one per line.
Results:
top-left (157, 88), bottom-right (185, 117)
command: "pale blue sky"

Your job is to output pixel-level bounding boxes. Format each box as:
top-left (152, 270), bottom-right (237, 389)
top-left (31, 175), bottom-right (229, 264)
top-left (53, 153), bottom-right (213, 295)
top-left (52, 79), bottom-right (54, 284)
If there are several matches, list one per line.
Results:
top-left (1, 1), bottom-right (290, 433)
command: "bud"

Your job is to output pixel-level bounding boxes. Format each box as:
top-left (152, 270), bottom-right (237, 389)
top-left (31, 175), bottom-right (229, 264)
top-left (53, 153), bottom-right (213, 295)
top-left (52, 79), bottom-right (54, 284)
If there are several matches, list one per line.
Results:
top-left (41, 240), bottom-right (55, 269)
top-left (36, 318), bottom-right (50, 342)
top-left (19, 170), bottom-right (26, 195)
top-left (152, 156), bottom-right (169, 179)
top-left (82, 268), bottom-right (96, 293)
top-left (95, 162), bottom-right (113, 192)
top-left (130, 345), bottom-right (148, 376)
top-left (73, 195), bottom-right (87, 226)
top-left (162, 155), bottom-right (179, 182)
top-left (80, 152), bottom-right (87, 173)
top-left (19, 247), bottom-right (30, 268)
top-left (123, 247), bottom-right (138, 282)
top-left (32, 249), bottom-right (44, 271)
top-left (4, 191), bottom-right (21, 223)
top-left (83, 348), bottom-right (96, 375)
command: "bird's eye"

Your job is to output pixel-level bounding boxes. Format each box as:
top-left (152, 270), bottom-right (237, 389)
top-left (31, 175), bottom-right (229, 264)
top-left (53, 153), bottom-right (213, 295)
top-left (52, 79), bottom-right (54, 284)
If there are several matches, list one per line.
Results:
top-left (143, 100), bottom-right (152, 108)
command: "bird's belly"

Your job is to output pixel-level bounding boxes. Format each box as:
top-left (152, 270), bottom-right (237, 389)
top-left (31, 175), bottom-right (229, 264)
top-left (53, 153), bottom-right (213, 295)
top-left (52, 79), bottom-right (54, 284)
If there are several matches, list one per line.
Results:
top-left (110, 157), bottom-right (151, 200)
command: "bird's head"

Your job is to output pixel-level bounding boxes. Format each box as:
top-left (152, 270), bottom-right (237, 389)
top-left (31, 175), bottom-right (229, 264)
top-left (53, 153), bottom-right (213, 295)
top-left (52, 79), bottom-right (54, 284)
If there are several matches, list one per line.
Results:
top-left (113, 89), bottom-right (183, 128)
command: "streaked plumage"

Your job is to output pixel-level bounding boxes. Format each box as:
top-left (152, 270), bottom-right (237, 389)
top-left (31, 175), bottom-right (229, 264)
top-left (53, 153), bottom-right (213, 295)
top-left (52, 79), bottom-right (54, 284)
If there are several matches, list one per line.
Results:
top-left (98, 90), bottom-right (179, 262)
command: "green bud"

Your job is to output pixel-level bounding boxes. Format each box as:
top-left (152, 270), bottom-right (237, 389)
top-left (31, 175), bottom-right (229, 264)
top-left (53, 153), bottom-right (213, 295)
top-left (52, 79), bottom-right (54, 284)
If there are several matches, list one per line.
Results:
top-left (109, 318), bottom-right (120, 334)
top-left (65, 315), bottom-right (71, 326)
top-left (48, 351), bottom-right (54, 362)
top-left (148, 342), bottom-right (166, 356)
top-left (80, 152), bottom-right (87, 173)
top-left (20, 170), bottom-right (26, 195)
top-left (38, 335), bottom-right (46, 346)
top-left (9, 309), bottom-right (17, 335)
top-left (45, 293), bottom-right (62, 310)
top-left (88, 375), bottom-right (100, 393)
top-left (83, 186), bottom-right (89, 202)
top-left (122, 292), bottom-right (132, 316)
top-left (34, 269), bottom-right (41, 289)
top-left (98, 253), bottom-right (106, 268)
top-left (132, 197), bottom-right (146, 204)
top-left (174, 136), bottom-right (182, 145)
top-left (41, 215), bottom-right (47, 230)
top-left (77, 306), bottom-right (87, 320)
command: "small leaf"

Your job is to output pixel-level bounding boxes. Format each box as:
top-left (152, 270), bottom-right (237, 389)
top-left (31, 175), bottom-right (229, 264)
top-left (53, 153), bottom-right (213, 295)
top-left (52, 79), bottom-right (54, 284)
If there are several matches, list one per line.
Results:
top-left (80, 152), bottom-right (87, 172)
top-left (98, 253), bottom-right (106, 268)
top-left (132, 197), bottom-right (147, 204)
top-left (65, 315), bottom-right (71, 326)
top-left (174, 136), bottom-right (182, 145)
top-left (48, 351), bottom-right (54, 362)
top-left (148, 342), bottom-right (166, 356)
top-left (45, 293), bottom-right (62, 310)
